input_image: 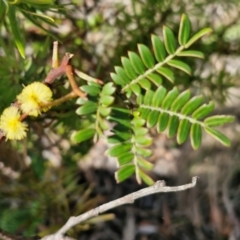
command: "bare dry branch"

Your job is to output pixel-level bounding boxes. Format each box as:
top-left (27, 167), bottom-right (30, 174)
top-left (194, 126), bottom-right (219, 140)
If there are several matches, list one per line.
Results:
top-left (41, 176), bottom-right (198, 240)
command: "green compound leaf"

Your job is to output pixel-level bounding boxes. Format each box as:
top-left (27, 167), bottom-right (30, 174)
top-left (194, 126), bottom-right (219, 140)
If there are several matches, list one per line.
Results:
top-left (177, 119), bottom-right (191, 144)
top-left (107, 143), bottom-right (133, 157)
top-left (147, 110), bottom-right (159, 128)
top-left (168, 115), bottom-right (179, 137)
top-left (185, 28), bottom-right (212, 48)
top-left (161, 87), bottom-right (179, 109)
top-left (181, 96), bottom-right (203, 115)
top-left (98, 119), bottom-right (108, 131)
top-left (137, 157), bottom-right (154, 171)
top-left (128, 51), bottom-right (146, 74)
top-left (117, 152), bottom-right (134, 167)
top-left (163, 26), bottom-right (177, 54)
top-left (135, 146), bottom-right (152, 157)
top-left (192, 102), bottom-right (214, 120)
top-left (115, 164), bottom-right (135, 183)
top-left (107, 134), bottom-right (130, 144)
top-left (110, 73), bottom-right (124, 86)
top-left (133, 126), bottom-right (148, 136)
top-left (99, 106), bottom-right (111, 117)
top-left (76, 102), bottom-right (98, 115)
top-left (138, 78), bottom-right (151, 90)
top-left (157, 67), bottom-right (175, 83)
top-left (177, 50), bottom-right (204, 59)
top-left (146, 73), bottom-right (162, 86)
top-left (71, 128), bottom-right (95, 143)
top-left (139, 169), bottom-right (155, 185)
top-left (152, 86), bottom-right (167, 107)
top-left (134, 135), bottom-right (152, 146)
top-left (100, 96), bottom-right (115, 106)
top-left (167, 59), bottom-right (191, 75)
top-left (8, 7), bottom-right (25, 58)
top-left (131, 117), bottom-right (145, 127)
top-left (205, 127), bottom-right (231, 147)
top-left (121, 57), bottom-right (138, 79)
top-left (151, 34), bottom-right (166, 62)
top-left (101, 82), bottom-right (116, 96)
top-left (204, 115), bottom-right (234, 127)
top-left (143, 89), bottom-right (155, 105)
top-left (139, 109), bottom-right (151, 120)
top-left (178, 14), bottom-right (191, 46)
top-left (81, 85), bottom-right (101, 96)
top-left (190, 123), bottom-right (202, 149)
top-left (157, 112), bottom-right (169, 132)
top-left (130, 83), bottom-right (141, 96)
top-left (138, 44), bottom-right (155, 68)
top-left (171, 90), bottom-right (191, 112)
top-left (115, 66), bottom-right (131, 85)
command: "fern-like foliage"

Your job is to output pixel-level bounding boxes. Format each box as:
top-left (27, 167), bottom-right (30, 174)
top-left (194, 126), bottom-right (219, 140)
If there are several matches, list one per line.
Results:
top-left (72, 14), bottom-right (234, 184)
top-left (110, 15), bottom-right (210, 96)
top-left (71, 82), bottom-right (116, 143)
top-left (107, 108), bottom-right (154, 185)
top-left (137, 87), bottom-right (234, 149)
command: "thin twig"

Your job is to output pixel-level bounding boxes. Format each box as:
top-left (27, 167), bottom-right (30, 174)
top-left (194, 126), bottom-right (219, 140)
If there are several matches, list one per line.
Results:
top-left (65, 65), bottom-right (87, 99)
top-left (41, 176), bottom-right (198, 240)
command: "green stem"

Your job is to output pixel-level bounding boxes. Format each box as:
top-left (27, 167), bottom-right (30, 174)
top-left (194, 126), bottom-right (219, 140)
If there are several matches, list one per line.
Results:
top-left (42, 91), bottom-right (77, 108)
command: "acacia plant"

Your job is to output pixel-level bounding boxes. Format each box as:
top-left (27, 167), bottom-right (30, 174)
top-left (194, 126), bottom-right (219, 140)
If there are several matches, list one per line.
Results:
top-left (0, 13), bottom-right (234, 185)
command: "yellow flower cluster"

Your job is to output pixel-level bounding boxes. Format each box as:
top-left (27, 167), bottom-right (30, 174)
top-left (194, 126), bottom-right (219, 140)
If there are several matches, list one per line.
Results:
top-left (17, 82), bottom-right (53, 116)
top-left (0, 82), bottom-right (53, 140)
top-left (0, 107), bottom-right (27, 140)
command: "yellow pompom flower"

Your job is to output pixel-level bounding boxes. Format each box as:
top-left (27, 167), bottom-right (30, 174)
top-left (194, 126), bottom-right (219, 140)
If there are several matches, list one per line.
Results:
top-left (17, 82), bottom-right (53, 116)
top-left (0, 106), bottom-right (28, 140)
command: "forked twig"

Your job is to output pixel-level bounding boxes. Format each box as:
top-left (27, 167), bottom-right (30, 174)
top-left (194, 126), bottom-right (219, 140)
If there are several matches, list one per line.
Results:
top-left (41, 177), bottom-right (198, 240)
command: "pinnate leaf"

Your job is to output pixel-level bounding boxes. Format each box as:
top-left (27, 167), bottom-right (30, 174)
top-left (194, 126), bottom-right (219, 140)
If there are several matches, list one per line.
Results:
top-left (167, 59), bottom-right (191, 75)
top-left (146, 73), bottom-right (162, 86)
top-left (139, 169), bottom-right (154, 185)
top-left (107, 143), bottom-right (133, 157)
top-left (168, 116), bottom-right (179, 137)
top-left (151, 34), bottom-right (166, 62)
top-left (76, 102), bottom-right (97, 115)
top-left (117, 152), bottom-right (134, 166)
top-left (121, 57), bottom-right (138, 79)
top-left (205, 127), bottom-right (231, 147)
top-left (192, 102), bottom-right (214, 119)
top-left (204, 115), bottom-right (234, 127)
top-left (101, 82), bottom-right (116, 96)
top-left (171, 90), bottom-right (191, 112)
top-left (157, 67), bottom-right (174, 83)
top-left (185, 28), bottom-right (212, 48)
top-left (177, 50), bottom-right (204, 59)
top-left (161, 87), bottom-right (179, 109)
top-left (163, 26), bottom-right (177, 54)
top-left (128, 52), bottom-right (145, 74)
top-left (177, 119), bottom-right (191, 144)
top-left (71, 128), bottom-right (95, 143)
top-left (152, 86), bottom-right (167, 107)
top-left (178, 14), bottom-right (191, 46)
top-left (181, 96), bottom-right (203, 115)
top-left (190, 123), bottom-right (202, 149)
top-left (157, 112), bottom-right (169, 132)
top-left (115, 164), bottom-right (135, 183)
top-left (138, 44), bottom-right (155, 68)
